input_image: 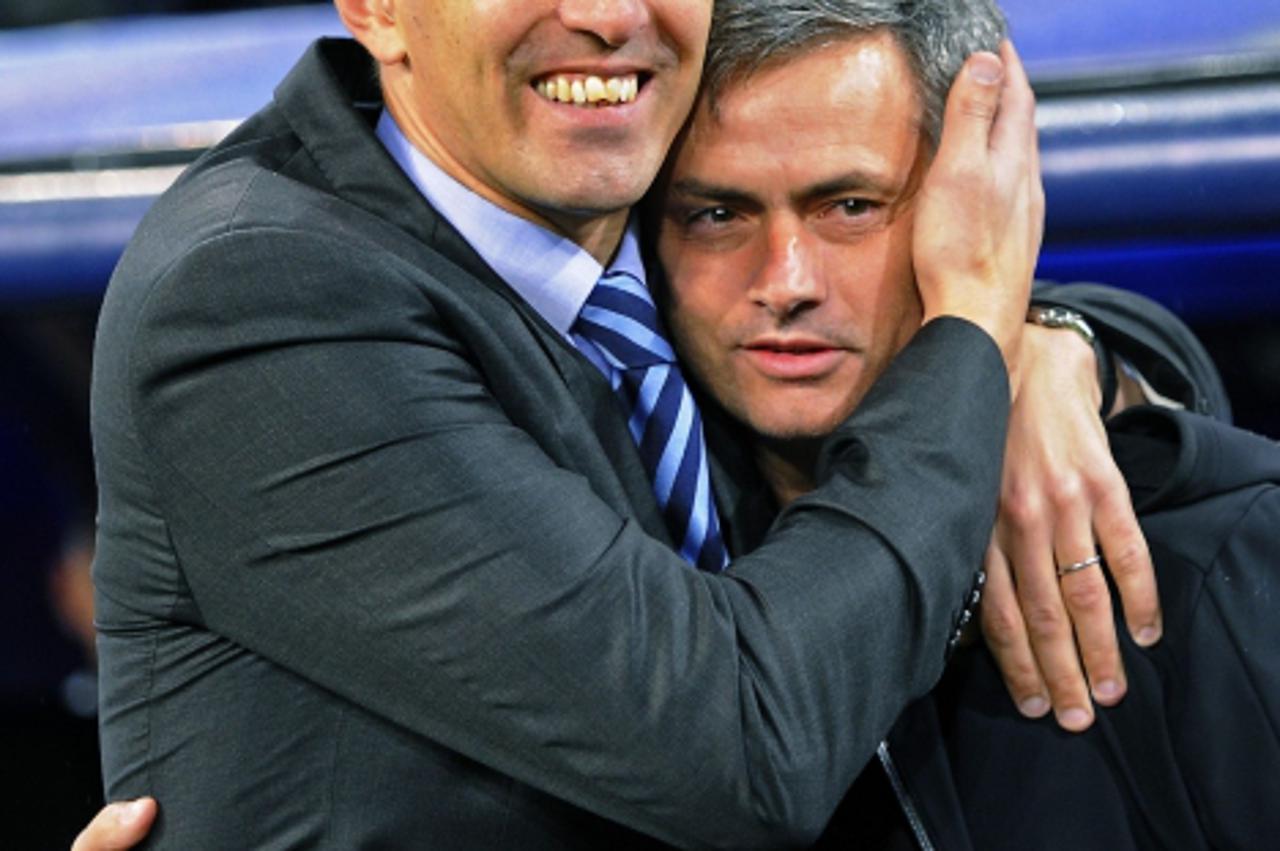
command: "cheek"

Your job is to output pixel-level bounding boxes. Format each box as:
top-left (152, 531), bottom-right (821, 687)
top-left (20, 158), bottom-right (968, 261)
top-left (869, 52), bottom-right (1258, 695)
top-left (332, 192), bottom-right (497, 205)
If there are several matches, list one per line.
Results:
top-left (659, 0), bottom-right (713, 57)
top-left (666, 281), bottom-right (740, 388)
top-left (896, 295), bottom-right (924, 349)
top-left (882, 252), bottom-right (924, 350)
top-left (668, 286), bottom-right (723, 362)
top-left (652, 4), bottom-right (711, 116)
top-left (660, 244), bottom-right (740, 338)
top-left (851, 233), bottom-right (921, 350)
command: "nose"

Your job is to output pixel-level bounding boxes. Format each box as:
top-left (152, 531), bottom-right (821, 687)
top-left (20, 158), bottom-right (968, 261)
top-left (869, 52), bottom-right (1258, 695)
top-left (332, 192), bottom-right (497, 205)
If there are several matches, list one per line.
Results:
top-left (558, 0), bottom-right (650, 47)
top-left (748, 224), bottom-right (825, 320)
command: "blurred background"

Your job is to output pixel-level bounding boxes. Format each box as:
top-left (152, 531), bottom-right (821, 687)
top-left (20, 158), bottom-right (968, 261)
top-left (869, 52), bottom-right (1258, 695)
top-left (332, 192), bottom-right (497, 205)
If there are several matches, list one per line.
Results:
top-left (1, 1), bottom-right (1277, 847)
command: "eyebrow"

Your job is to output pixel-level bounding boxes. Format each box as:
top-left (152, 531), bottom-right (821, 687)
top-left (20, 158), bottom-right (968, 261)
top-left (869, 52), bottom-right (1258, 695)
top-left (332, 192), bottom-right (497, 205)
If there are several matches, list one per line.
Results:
top-left (667, 170), bottom-right (900, 209)
top-left (664, 178), bottom-right (760, 209)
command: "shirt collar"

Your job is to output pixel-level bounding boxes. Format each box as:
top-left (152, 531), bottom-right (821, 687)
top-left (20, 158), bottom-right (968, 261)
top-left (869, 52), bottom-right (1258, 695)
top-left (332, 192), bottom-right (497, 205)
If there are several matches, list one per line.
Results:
top-left (375, 110), bottom-right (647, 336)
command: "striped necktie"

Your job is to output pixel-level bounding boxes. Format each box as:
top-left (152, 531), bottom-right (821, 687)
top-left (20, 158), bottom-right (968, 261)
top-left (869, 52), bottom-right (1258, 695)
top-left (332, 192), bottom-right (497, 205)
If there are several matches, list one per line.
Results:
top-left (574, 270), bottom-right (728, 572)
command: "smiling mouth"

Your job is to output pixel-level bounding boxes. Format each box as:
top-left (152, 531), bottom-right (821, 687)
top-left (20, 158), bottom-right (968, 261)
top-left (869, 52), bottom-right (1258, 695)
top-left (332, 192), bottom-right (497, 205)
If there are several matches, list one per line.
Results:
top-left (533, 73), bottom-right (642, 106)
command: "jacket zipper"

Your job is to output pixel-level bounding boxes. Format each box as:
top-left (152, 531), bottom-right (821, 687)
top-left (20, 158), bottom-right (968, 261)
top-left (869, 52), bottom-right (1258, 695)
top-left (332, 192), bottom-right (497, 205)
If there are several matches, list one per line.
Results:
top-left (876, 740), bottom-right (936, 851)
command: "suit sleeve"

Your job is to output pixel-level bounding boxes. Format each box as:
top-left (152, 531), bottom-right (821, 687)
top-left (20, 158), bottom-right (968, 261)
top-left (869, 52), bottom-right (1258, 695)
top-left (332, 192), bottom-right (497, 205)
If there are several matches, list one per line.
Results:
top-left (1031, 281), bottom-right (1231, 422)
top-left (98, 226), bottom-right (1007, 848)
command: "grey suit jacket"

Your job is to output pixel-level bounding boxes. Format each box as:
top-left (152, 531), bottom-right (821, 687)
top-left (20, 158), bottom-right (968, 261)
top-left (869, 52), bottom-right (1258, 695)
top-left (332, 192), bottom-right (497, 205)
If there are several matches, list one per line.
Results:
top-left (93, 39), bottom-right (1011, 849)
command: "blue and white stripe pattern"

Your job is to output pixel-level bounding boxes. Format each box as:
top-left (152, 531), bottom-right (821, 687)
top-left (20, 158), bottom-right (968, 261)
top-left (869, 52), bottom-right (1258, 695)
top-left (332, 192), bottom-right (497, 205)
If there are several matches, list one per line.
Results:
top-left (376, 112), bottom-right (725, 570)
top-left (574, 270), bottom-right (728, 572)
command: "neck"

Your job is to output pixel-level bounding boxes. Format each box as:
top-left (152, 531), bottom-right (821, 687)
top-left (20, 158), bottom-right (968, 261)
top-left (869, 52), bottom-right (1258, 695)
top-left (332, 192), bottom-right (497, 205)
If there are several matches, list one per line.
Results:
top-left (384, 94), bottom-right (627, 265)
top-left (753, 436), bottom-right (822, 509)
top-left (550, 213), bottom-right (630, 266)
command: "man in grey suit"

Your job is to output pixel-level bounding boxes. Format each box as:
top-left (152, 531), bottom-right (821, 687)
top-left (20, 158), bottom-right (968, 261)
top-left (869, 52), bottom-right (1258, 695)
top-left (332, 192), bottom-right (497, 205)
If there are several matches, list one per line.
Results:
top-left (79, 0), bottom-right (1200, 847)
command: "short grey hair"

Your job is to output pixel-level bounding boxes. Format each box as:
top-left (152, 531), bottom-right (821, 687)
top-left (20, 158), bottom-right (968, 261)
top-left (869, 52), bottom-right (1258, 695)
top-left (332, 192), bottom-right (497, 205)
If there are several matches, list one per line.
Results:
top-left (703, 0), bottom-right (1007, 145)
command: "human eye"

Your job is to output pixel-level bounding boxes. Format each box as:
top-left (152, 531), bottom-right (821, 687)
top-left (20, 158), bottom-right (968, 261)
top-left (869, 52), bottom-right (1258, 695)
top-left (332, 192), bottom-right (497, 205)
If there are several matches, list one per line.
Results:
top-left (673, 204), bottom-right (749, 243)
top-left (814, 196), bottom-right (885, 239)
top-left (660, 198), bottom-right (752, 247)
top-left (687, 205), bottom-right (738, 228)
top-left (826, 197), bottom-right (877, 219)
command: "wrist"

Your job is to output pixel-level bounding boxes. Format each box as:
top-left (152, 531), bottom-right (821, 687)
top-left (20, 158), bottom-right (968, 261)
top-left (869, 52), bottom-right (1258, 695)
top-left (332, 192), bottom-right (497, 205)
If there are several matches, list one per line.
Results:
top-left (1025, 304), bottom-right (1114, 416)
top-left (1026, 304), bottom-right (1095, 348)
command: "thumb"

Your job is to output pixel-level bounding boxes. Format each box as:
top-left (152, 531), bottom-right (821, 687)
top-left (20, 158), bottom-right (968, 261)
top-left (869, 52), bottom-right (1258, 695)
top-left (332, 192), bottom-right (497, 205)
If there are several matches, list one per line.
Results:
top-left (71, 798), bottom-right (157, 851)
top-left (936, 50), bottom-right (1005, 162)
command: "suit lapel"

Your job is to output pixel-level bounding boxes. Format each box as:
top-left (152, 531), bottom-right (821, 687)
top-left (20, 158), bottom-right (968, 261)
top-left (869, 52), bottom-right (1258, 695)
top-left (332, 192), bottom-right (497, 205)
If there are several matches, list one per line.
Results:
top-left (271, 38), bottom-right (673, 549)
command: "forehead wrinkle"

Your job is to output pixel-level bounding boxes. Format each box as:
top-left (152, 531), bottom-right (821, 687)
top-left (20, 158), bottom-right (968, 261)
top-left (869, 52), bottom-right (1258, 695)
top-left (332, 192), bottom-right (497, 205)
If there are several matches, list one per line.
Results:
top-left (715, 33), bottom-right (915, 117)
top-left (711, 46), bottom-right (917, 146)
top-left (682, 124), bottom-right (907, 207)
top-left (674, 31), bottom-right (931, 216)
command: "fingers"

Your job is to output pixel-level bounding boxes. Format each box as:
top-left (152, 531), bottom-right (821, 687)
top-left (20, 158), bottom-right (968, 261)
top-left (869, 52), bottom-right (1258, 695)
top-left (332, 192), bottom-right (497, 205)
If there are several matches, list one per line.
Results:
top-left (1094, 468), bottom-right (1162, 646)
top-left (1001, 503), bottom-right (1095, 731)
top-left (935, 49), bottom-right (1005, 168)
top-left (989, 40), bottom-right (1037, 161)
top-left (996, 40), bottom-right (1045, 244)
top-left (1016, 41), bottom-right (1046, 215)
top-left (1052, 494), bottom-right (1125, 708)
top-left (980, 540), bottom-right (1050, 718)
top-left (986, 315), bottom-right (1161, 733)
top-left (914, 40), bottom-right (1041, 361)
top-left (70, 799), bottom-right (156, 851)
top-left (940, 39), bottom-right (1036, 164)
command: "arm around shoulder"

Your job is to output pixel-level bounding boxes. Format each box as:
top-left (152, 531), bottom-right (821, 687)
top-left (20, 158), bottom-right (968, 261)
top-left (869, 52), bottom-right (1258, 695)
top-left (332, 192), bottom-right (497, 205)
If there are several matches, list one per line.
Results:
top-left (92, 222), bottom-right (1007, 846)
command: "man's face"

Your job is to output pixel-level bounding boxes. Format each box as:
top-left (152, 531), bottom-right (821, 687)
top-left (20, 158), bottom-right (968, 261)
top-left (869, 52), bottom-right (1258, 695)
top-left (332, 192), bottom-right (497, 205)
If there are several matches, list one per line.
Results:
top-left (656, 32), bottom-right (929, 441)
top-left (384, 0), bottom-right (710, 232)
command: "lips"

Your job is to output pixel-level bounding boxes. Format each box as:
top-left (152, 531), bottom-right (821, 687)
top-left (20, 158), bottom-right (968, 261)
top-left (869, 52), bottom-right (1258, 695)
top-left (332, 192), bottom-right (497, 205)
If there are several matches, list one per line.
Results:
top-left (740, 338), bottom-right (849, 380)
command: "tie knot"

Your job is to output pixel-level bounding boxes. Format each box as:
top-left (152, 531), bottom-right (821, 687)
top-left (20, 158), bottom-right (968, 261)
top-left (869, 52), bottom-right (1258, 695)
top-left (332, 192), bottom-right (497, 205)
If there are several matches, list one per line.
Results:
top-left (575, 271), bottom-right (675, 370)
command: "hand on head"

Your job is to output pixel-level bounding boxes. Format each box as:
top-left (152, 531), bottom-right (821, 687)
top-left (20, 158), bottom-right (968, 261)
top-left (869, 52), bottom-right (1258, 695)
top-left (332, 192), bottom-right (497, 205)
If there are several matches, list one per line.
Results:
top-left (913, 40), bottom-right (1044, 377)
top-left (904, 40), bottom-right (1160, 734)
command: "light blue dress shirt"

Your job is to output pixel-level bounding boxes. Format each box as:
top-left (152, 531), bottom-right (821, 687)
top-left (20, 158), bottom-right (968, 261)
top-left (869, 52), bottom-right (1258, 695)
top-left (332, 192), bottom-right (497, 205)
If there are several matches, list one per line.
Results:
top-left (376, 110), bottom-right (646, 386)
top-left (375, 110), bottom-right (729, 569)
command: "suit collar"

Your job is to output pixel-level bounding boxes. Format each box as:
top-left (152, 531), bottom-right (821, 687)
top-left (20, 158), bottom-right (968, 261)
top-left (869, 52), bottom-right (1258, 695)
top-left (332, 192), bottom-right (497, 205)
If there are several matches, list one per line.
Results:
top-left (269, 38), bottom-right (677, 548)
top-left (273, 38), bottom-right (512, 298)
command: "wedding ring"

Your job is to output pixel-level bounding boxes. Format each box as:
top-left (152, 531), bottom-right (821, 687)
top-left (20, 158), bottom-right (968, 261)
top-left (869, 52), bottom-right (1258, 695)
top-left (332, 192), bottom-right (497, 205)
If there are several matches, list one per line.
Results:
top-left (1057, 554), bottom-right (1102, 577)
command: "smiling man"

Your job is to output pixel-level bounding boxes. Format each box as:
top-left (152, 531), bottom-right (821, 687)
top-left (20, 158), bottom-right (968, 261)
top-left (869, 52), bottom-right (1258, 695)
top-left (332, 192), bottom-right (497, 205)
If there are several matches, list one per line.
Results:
top-left (80, 0), bottom-right (1222, 848)
top-left (366, 0), bottom-right (701, 260)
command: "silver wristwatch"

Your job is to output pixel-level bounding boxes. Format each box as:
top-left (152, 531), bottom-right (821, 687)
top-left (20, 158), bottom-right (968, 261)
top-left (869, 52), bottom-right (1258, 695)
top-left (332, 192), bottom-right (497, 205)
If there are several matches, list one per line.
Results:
top-left (1026, 304), bottom-right (1096, 348)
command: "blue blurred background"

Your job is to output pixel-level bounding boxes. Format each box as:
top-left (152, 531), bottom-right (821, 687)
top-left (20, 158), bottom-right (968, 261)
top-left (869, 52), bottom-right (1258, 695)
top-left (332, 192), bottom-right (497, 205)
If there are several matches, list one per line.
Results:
top-left (1, 2), bottom-right (1277, 846)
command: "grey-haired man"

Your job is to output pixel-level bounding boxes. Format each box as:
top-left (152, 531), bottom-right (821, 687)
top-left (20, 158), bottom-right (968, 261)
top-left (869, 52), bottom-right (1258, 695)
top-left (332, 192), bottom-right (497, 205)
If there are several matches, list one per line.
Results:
top-left (650, 0), bottom-right (1231, 845)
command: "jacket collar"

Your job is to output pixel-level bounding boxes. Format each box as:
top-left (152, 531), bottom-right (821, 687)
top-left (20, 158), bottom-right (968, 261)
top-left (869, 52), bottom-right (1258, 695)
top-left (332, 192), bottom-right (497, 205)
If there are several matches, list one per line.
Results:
top-left (1111, 406), bottom-right (1280, 512)
top-left (272, 38), bottom-right (509, 297)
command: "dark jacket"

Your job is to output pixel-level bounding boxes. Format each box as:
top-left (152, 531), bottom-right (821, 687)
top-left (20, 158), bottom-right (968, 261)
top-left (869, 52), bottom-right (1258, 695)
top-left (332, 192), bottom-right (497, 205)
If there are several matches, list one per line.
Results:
top-left (94, 38), bottom-right (1009, 849)
top-left (909, 407), bottom-right (1280, 851)
top-left (92, 35), bottom-right (1235, 851)
top-left (712, 310), bottom-right (1233, 851)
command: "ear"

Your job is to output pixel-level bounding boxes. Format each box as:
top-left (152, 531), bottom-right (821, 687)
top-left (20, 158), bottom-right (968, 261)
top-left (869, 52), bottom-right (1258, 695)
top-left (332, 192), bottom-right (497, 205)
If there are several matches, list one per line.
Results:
top-left (333, 0), bottom-right (406, 66)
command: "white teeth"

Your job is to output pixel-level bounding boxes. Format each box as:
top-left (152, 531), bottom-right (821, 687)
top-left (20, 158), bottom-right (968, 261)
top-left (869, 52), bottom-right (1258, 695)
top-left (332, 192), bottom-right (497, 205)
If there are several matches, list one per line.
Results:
top-left (534, 73), bottom-right (641, 106)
